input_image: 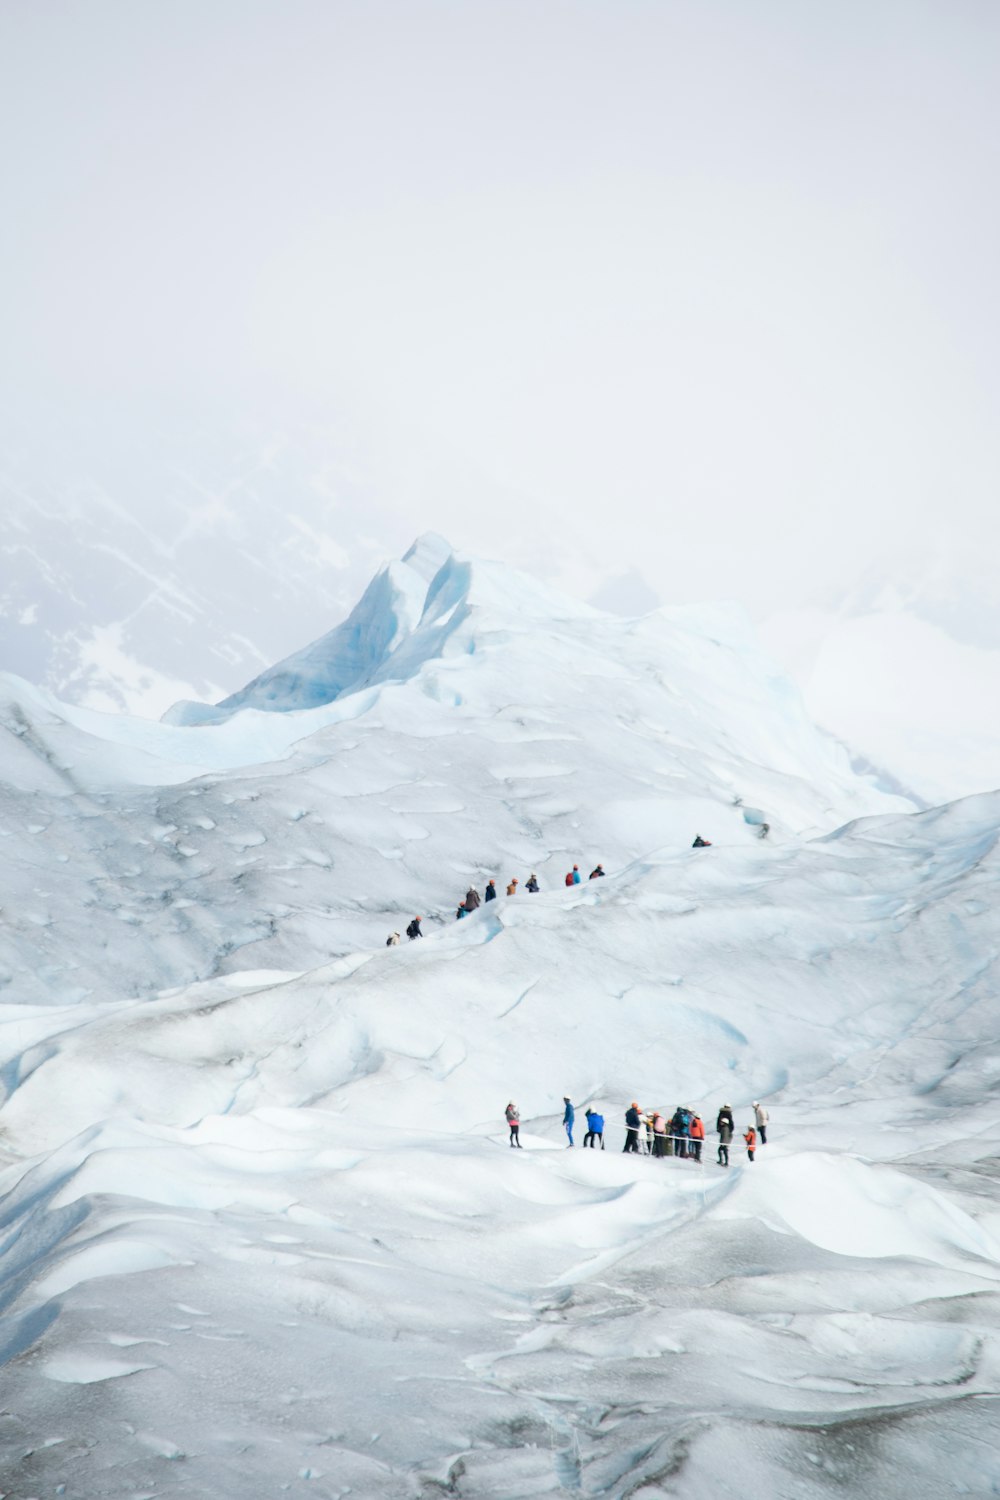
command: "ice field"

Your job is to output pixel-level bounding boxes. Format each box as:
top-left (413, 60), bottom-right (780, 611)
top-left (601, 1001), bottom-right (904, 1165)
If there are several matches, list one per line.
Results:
top-left (1, 539), bottom-right (999, 1498)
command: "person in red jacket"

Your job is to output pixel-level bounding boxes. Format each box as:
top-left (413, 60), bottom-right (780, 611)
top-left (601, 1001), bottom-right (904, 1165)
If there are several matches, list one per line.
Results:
top-left (688, 1113), bottom-right (705, 1162)
top-left (744, 1125), bottom-right (756, 1162)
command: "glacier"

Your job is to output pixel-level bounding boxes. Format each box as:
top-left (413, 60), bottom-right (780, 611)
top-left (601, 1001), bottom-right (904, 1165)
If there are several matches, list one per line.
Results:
top-left (1, 539), bottom-right (998, 1499)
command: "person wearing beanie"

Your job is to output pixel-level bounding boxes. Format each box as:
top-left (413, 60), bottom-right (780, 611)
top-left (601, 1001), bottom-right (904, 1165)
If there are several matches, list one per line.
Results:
top-left (562, 1096), bottom-right (575, 1147)
top-left (689, 1112), bottom-right (705, 1162)
top-left (716, 1103), bottom-right (734, 1166)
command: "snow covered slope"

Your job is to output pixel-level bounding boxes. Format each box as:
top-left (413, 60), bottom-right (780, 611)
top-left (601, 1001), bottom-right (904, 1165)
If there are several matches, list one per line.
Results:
top-left (5, 541), bottom-right (997, 1498)
top-left (3, 797), bottom-right (1000, 1496)
top-left (0, 539), bottom-right (904, 1008)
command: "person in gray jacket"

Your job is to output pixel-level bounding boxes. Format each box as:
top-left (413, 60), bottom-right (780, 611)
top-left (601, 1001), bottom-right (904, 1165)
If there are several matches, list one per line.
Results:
top-left (465, 886), bottom-right (481, 911)
top-left (716, 1103), bottom-right (734, 1166)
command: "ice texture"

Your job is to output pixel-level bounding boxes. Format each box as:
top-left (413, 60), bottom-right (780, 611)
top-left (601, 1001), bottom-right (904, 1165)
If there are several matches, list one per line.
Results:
top-left (1, 540), bottom-right (997, 1498)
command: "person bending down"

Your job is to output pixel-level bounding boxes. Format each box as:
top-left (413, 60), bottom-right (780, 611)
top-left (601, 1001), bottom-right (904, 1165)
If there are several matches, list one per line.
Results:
top-left (583, 1107), bottom-right (605, 1148)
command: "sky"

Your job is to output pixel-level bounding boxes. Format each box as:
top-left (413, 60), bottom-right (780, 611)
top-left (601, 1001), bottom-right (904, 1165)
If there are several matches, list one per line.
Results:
top-left (3, 0), bottom-right (998, 608)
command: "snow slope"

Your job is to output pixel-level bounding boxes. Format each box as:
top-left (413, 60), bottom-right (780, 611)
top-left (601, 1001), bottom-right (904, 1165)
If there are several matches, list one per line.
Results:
top-left (0, 539), bottom-right (904, 1008)
top-left (3, 542), bottom-right (998, 1498)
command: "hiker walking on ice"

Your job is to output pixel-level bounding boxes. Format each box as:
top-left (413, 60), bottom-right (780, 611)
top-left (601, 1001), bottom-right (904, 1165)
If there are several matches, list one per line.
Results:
top-left (485, 878), bottom-right (497, 902)
top-left (716, 1103), bottom-right (734, 1166)
top-left (465, 886), bottom-right (481, 911)
top-left (526, 873), bottom-right (540, 892)
top-left (505, 1102), bottom-right (522, 1148)
top-left (406, 916), bottom-right (423, 940)
top-left (563, 1097), bottom-right (575, 1147)
top-left (624, 1101), bottom-right (642, 1153)
top-left (753, 1101), bottom-right (769, 1144)
top-left (744, 1124), bottom-right (756, 1162)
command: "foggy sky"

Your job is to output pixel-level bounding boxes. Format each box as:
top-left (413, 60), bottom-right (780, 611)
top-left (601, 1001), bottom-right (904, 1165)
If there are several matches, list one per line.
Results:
top-left (2, 0), bottom-right (999, 615)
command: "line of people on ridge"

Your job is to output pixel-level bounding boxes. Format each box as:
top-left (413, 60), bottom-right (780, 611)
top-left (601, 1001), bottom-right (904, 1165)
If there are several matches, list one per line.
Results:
top-left (386, 863), bottom-right (608, 943)
top-left (456, 863), bottom-right (606, 918)
top-left (385, 825), bottom-right (768, 944)
top-left (504, 1099), bottom-right (770, 1164)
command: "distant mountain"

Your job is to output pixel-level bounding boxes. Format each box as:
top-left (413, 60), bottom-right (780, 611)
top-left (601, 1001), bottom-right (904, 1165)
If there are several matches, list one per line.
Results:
top-left (5, 399), bottom-right (997, 807)
top-left (760, 557), bottom-right (1000, 806)
top-left (0, 408), bottom-right (414, 715)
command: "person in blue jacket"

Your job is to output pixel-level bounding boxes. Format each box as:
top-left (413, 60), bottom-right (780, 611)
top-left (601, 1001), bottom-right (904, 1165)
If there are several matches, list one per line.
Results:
top-left (563, 1096), bottom-right (575, 1147)
top-left (670, 1105), bottom-right (691, 1158)
top-left (583, 1107), bottom-right (605, 1149)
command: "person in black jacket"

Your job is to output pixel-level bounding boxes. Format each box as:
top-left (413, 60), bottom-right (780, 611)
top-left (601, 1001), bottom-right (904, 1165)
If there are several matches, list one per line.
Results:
top-left (692, 835), bottom-right (712, 848)
top-left (406, 916), bottom-right (423, 940)
top-left (526, 874), bottom-right (540, 892)
top-left (624, 1101), bottom-right (642, 1153)
top-left (484, 879), bottom-right (497, 902)
top-left (589, 864), bottom-right (605, 879)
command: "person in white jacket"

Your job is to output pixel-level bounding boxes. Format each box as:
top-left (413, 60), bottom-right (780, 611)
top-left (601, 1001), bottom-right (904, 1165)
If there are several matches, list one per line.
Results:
top-left (752, 1101), bottom-right (769, 1144)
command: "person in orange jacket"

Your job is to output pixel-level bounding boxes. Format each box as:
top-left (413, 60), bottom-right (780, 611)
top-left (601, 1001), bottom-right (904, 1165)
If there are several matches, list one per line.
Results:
top-left (688, 1113), bottom-right (705, 1162)
top-left (744, 1125), bottom-right (756, 1162)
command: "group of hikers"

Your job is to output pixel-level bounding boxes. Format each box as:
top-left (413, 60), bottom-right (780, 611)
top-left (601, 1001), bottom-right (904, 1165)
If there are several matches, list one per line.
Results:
top-left (386, 861), bottom-right (607, 943)
top-left (384, 830), bottom-right (772, 943)
top-left (504, 1099), bottom-right (771, 1165)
